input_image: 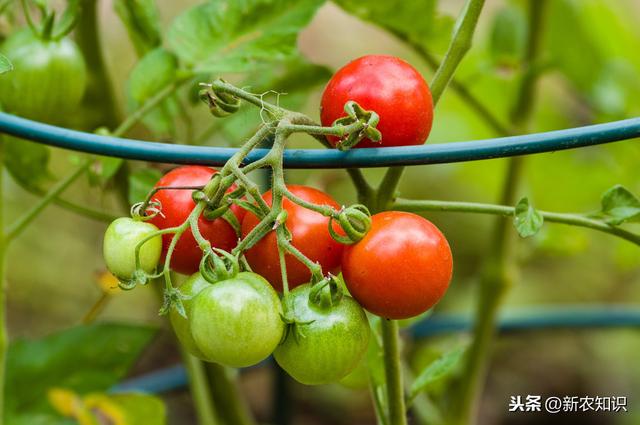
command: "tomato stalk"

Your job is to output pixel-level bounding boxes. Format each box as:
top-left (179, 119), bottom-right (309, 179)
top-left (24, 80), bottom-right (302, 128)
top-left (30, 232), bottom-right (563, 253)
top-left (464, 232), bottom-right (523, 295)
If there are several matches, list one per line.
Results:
top-left (0, 137), bottom-right (7, 422)
top-left (450, 2), bottom-right (548, 424)
top-left (392, 198), bottom-right (640, 246)
top-left (380, 319), bottom-right (407, 425)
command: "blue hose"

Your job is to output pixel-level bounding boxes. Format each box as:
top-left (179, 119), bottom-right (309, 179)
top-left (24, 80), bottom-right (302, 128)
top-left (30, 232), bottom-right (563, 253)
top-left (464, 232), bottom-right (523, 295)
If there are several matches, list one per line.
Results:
top-left (0, 112), bottom-right (638, 168)
top-left (112, 306), bottom-right (640, 394)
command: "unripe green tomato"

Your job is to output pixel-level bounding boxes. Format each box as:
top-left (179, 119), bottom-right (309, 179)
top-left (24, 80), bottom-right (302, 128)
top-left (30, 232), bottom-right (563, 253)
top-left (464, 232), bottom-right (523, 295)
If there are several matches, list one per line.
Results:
top-left (103, 217), bottom-right (162, 281)
top-left (189, 272), bottom-right (284, 368)
top-left (0, 30), bottom-right (87, 122)
top-left (274, 284), bottom-right (370, 385)
top-left (169, 273), bottom-right (211, 359)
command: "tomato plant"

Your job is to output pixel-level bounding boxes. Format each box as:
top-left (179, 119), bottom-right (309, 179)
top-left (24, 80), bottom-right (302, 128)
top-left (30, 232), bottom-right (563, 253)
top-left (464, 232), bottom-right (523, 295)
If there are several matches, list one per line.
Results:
top-left (149, 166), bottom-right (243, 275)
top-left (1, 1), bottom-right (639, 425)
top-left (189, 272), bottom-right (284, 368)
top-left (274, 283), bottom-right (370, 385)
top-left (241, 185), bottom-right (344, 291)
top-left (102, 217), bottom-right (162, 281)
top-left (320, 55), bottom-right (433, 148)
top-left (342, 212), bottom-right (453, 320)
top-left (0, 30), bottom-right (86, 122)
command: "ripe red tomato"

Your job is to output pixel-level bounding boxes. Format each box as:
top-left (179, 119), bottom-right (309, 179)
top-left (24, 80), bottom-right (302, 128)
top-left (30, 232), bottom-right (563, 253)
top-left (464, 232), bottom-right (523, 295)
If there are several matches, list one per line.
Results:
top-left (320, 55), bottom-right (433, 148)
top-left (241, 185), bottom-right (343, 291)
top-left (341, 212), bottom-right (452, 319)
top-left (149, 166), bottom-right (243, 275)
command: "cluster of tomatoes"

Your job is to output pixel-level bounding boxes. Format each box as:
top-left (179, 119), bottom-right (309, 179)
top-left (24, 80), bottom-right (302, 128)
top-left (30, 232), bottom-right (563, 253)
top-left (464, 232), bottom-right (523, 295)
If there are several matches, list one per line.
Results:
top-left (103, 55), bottom-right (453, 385)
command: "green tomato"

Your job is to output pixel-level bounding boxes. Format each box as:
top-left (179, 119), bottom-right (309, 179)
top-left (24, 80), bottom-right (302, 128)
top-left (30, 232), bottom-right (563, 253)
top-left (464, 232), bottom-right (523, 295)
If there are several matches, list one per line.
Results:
top-left (274, 284), bottom-right (370, 385)
top-left (0, 30), bottom-right (87, 122)
top-left (189, 272), bottom-right (284, 367)
top-left (169, 273), bottom-right (211, 359)
top-left (103, 217), bottom-right (162, 281)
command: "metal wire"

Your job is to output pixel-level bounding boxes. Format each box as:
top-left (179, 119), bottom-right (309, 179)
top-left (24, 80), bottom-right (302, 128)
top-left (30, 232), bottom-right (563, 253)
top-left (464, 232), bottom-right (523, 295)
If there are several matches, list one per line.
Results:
top-left (0, 112), bottom-right (638, 168)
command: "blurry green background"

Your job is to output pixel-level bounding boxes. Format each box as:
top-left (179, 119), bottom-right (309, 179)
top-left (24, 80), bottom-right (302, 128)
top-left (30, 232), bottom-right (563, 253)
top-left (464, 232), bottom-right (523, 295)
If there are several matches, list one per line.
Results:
top-left (2, 0), bottom-right (639, 424)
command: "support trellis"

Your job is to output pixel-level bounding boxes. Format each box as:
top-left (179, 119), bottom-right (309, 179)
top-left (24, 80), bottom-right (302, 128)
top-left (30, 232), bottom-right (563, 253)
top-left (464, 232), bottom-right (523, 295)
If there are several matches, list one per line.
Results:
top-left (0, 110), bottom-right (638, 393)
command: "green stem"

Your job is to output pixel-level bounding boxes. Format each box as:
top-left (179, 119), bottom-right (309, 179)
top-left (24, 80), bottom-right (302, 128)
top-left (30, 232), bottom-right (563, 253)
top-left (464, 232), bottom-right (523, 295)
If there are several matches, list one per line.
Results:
top-left (392, 199), bottom-right (640, 246)
top-left (452, 2), bottom-right (547, 424)
top-left (5, 161), bottom-right (91, 241)
top-left (76, 0), bottom-right (120, 129)
top-left (112, 77), bottom-right (190, 137)
top-left (181, 350), bottom-right (220, 425)
top-left (375, 0), bottom-right (487, 212)
top-left (205, 364), bottom-right (256, 425)
top-left (380, 320), bottom-right (406, 425)
top-left (24, 186), bottom-right (116, 223)
top-left (0, 137), bottom-right (7, 422)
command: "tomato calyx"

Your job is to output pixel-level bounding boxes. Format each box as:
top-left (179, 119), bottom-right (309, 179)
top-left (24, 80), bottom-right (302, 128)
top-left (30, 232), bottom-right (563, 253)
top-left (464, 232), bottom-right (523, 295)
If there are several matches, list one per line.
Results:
top-left (160, 286), bottom-right (190, 317)
top-left (308, 274), bottom-right (344, 310)
top-left (199, 247), bottom-right (240, 283)
top-left (328, 204), bottom-right (372, 244)
top-left (331, 101), bottom-right (382, 150)
top-left (199, 79), bottom-right (242, 117)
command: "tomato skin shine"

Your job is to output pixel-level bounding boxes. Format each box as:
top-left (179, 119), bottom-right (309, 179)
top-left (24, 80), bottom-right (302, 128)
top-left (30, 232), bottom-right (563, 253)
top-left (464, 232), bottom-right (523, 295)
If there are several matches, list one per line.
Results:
top-left (149, 166), bottom-right (243, 275)
top-left (103, 217), bottom-right (162, 281)
top-left (189, 272), bottom-right (284, 367)
top-left (0, 30), bottom-right (87, 122)
top-left (341, 212), bottom-right (453, 319)
top-left (274, 284), bottom-right (370, 385)
top-left (320, 55), bottom-right (433, 148)
top-left (241, 185), bottom-right (344, 291)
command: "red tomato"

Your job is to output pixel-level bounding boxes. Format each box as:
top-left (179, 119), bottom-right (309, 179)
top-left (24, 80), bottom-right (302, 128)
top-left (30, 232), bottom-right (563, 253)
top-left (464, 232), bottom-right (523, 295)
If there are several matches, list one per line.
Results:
top-left (341, 212), bottom-right (452, 319)
top-left (241, 185), bottom-right (343, 291)
top-left (320, 55), bottom-right (433, 148)
top-left (149, 166), bottom-right (243, 275)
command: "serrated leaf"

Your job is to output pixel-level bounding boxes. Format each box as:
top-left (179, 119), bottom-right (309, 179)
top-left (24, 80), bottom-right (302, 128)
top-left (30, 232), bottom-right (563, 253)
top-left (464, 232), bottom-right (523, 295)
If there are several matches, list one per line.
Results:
top-left (513, 197), bottom-right (544, 238)
top-left (167, 0), bottom-right (324, 73)
top-left (599, 184), bottom-right (640, 225)
top-left (6, 323), bottom-right (156, 418)
top-left (115, 0), bottom-right (162, 56)
top-left (3, 136), bottom-right (52, 191)
top-left (409, 346), bottom-right (466, 401)
top-left (128, 167), bottom-right (162, 204)
top-left (0, 53), bottom-right (13, 74)
top-left (127, 48), bottom-right (179, 135)
top-left (333, 0), bottom-right (453, 54)
top-left (88, 156), bottom-right (124, 187)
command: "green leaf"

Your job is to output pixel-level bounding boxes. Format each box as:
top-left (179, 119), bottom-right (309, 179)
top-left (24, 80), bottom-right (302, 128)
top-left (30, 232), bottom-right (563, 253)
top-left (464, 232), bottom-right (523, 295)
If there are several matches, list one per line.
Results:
top-left (127, 48), bottom-right (179, 135)
top-left (599, 184), bottom-right (640, 225)
top-left (0, 53), bottom-right (13, 74)
top-left (167, 0), bottom-right (325, 73)
top-left (3, 137), bottom-right (52, 191)
top-left (513, 197), bottom-right (544, 238)
top-left (5, 323), bottom-right (156, 418)
top-left (128, 167), bottom-right (162, 204)
top-left (115, 0), bottom-right (162, 56)
top-left (489, 5), bottom-right (527, 69)
top-left (88, 156), bottom-right (124, 187)
top-left (409, 346), bottom-right (466, 402)
top-left (333, 0), bottom-right (454, 54)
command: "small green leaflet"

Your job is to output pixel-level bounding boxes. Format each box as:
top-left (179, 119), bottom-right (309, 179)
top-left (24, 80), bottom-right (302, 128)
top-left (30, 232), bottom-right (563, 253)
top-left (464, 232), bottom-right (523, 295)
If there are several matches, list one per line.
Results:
top-left (513, 197), bottom-right (544, 238)
top-left (167, 0), bottom-right (325, 73)
top-left (0, 53), bottom-right (13, 74)
top-left (408, 346), bottom-right (466, 402)
top-left (333, 0), bottom-right (454, 54)
top-left (598, 184), bottom-right (640, 225)
top-left (115, 0), bottom-right (162, 56)
top-left (127, 48), bottom-right (179, 135)
top-left (128, 167), bottom-right (163, 204)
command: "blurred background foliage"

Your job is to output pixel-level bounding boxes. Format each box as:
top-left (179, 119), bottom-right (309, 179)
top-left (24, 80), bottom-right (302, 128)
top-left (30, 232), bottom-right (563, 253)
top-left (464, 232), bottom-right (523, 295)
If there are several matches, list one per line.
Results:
top-left (1, 0), bottom-right (639, 424)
